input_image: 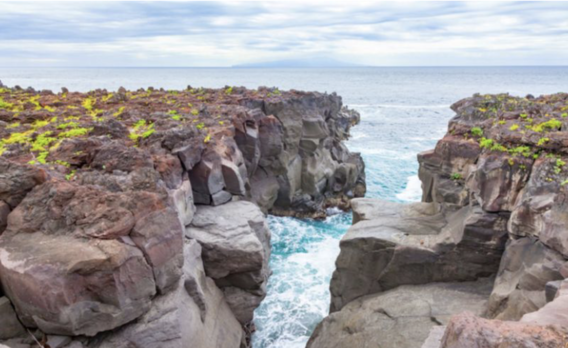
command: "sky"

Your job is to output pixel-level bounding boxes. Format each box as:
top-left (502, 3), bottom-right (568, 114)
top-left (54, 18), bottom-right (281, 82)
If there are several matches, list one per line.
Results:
top-left (1, 1), bottom-right (567, 67)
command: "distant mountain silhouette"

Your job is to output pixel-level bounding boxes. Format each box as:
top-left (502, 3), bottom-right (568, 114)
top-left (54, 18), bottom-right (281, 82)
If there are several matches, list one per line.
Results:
top-left (233, 57), bottom-right (362, 68)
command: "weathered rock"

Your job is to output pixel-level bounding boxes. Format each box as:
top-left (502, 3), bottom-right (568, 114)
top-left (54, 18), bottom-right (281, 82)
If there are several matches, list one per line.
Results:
top-left (0, 158), bottom-right (47, 209)
top-left (521, 279), bottom-right (568, 327)
top-left (330, 200), bottom-right (507, 312)
top-left (130, 207), bottom-right (184, 293)
top-left (0, 180), bottom-right (185, 336)
top-left (308, 280), bottom-right (492, 348)
top-left (0, 297), bottom-right (26, 340)
top-left (0, 232), bottom-right (156, 336)
top-left (485, 237), bottom-right (565, 320)
top-left (440, 312), bottom-right (568, 348)
top-left (87, 240), bottom-right (245, 348)
top-left (0, 201), bottom-right (9, 234)
top-left (186, 201), bottom-right (271, 324)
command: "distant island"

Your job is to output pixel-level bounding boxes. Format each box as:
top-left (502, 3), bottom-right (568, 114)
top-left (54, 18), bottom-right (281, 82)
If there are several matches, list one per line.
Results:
top-left (232, 57), bottom-right (363, 68)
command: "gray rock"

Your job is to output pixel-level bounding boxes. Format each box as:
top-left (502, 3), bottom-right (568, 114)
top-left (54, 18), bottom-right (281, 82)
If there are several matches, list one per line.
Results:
top-left (308, 280), bottom-right (492, 348)
top-left (186, 201), bottom-right (271, 324)
top-left (330, 201), bottom-right (507, 312)
top-left (421, 326), bottom-right (446, 348)
top-left (87, 240), bottom-right (245, 348)
top-left (0, 297), bottom-right (26, 340)
top-left (485, 237), bottom-right (565, 320)
top-left (0, 201), bottom-right (9, 235)
top-left (168, 179), bottom-right (195, 226)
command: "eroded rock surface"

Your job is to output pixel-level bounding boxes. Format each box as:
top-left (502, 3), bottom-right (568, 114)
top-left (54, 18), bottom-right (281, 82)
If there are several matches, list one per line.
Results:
top-left (0, 85), bottom-right (365, 346)
top-left (308, 280), bottom-right (492, 348)
top-left (314, 93), bottom-right (568, 348)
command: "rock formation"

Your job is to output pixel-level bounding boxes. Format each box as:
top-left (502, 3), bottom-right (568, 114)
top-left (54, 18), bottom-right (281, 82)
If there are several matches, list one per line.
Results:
top-left (0, 85), bottom-right (364, 347)
top-left (309, 93), bottom-right (568, 348)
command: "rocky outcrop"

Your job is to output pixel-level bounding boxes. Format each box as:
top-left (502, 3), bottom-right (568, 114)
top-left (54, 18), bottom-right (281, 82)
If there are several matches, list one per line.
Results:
top-left (330, 199), bottom-right (507, 312)
top-left (312, 93), bottom-right (568, 348)
top-left (0, 86), bottom-right (365, 347)
top-left (308, 279), bottom-right (492, 348)
top-left (186, 201), bottom-right (271, 325)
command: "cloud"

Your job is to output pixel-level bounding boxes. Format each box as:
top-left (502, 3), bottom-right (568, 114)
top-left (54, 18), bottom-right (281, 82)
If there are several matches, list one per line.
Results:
top-left (0, 1), bottom-right (567, 67)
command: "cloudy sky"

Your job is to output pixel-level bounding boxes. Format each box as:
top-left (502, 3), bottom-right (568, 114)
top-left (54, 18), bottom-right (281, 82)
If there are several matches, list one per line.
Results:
top-left (1, 1), bottom-right (567, 67)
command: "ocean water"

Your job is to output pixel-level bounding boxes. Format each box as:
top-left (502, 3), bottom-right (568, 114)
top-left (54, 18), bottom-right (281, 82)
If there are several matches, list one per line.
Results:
top-left (2, 67), bottom-right (568, 347)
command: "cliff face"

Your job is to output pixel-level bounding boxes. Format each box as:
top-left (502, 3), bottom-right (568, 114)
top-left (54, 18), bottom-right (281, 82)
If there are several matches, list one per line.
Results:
top-left (0, 84), bottom-right (364, 347)
top-left (309, 93), bottom-right (568, 348)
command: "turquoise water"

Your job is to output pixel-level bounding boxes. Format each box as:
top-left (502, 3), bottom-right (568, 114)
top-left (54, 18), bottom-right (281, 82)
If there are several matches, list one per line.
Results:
top-left (2, 67), bottom-right (568, 348)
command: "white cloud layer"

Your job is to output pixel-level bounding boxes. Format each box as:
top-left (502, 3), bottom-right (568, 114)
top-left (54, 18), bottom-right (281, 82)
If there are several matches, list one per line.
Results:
top-left (0, 1), bottom-right (567, 67)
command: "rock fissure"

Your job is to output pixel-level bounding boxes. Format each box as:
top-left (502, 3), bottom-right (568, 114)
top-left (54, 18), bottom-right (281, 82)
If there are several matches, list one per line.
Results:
top-left (0, 85), bottom-right (365, 348)
top-left (310, 92), bottom-right (568, 348)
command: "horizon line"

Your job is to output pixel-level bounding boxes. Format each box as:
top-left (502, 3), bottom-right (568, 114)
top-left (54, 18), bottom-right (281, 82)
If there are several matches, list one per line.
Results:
top-left (2, 65), bottom-right (568, 69)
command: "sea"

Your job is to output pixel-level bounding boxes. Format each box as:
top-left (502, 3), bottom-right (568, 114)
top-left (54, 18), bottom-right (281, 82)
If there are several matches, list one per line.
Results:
top-left (2, 66), bottom-right (567, 348)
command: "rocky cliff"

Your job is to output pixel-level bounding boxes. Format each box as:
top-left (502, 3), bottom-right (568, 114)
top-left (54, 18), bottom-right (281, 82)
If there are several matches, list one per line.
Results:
top-left (308, 93), bottom-right (568, 348)
top-left (0, 83), bottom-right (365, 348)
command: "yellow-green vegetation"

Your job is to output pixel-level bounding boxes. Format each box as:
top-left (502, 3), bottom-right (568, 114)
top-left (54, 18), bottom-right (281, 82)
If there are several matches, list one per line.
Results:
top-left (113, 106), bottom-right (125, 118)
top-left (479, 137), bottom-right (507, 152)
top-left (225, 86), bottom-right (233, 95)
top-left (554, 158), bottom-right (566, 174)
top-left (537, 137), bottom-right (550, 146)
top-left (450, 173), bottom-right (463, 180)
top-left (530, 119), bottom-right (562, 133)
top-left (196, 122), bottom-right (205, 130)
top-left (58, 127), bottom-right (92, 138)
top-left (509, 124), bottom-right (519, 131)
top-left (129, 119), bottom-right (155, 143)
top-left (470, 127), bottom-right (483, 137)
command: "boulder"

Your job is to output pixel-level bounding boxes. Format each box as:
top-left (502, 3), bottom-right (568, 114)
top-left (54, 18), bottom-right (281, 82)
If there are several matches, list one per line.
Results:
top-left (0, 296), bottom-right (26, 340)
top-left (485, 237), bottom-right (565, 320)
top-left (87, 240), bottom-right (245, 348)
top-left (0, 158), bottom-right (46, 209)
top-left (440, 312), bottom-right (568, 348)
top-left (308, 280), bottom-right (492, 348)
top-left (330, 200), bottom-right (507, 312)
top-left (186, 201), bottom-right (271, 324)
top-left (0, 201), bottom-right (9, 235)
top-left (0, 232), bottom-right (156, 336)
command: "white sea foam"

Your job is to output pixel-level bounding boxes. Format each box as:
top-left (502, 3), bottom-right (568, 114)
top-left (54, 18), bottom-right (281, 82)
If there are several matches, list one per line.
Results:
top-left (252, 217), bottom-right (346, 348)
top-left (396, 175), bottom-right (423, 202)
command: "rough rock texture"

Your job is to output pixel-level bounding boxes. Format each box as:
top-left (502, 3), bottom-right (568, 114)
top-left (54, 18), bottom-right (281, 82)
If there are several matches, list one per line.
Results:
top-left (308, 280), bottom-right (492, 348)
top-left (330, 199), bottom-right (507, 312)
top-left (87, 240), bottom-right (245, 348)
top-left (0, 86), bottom-right (364, 346)
top-left (313, 93), bottom-right (568, 348)
top-left (440, 312), bottom-right (568, 348)
top-left (186, 201), bottom-right (271, 325)
top-left (0, 297), bottom-right (26, 340)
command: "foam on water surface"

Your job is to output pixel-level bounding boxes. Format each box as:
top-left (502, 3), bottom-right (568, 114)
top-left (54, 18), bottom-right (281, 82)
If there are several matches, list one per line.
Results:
top-left (2, 67), bottom-right (567, 348)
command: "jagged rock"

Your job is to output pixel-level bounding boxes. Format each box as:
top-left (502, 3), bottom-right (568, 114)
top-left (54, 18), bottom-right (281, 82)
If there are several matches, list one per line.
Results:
top-left (308, 280), bottom-right (492, 348)
top-left (168, 178), bottom-right (195, 226)
top-left (418, 136), bottom-right (480, 207)
top-left (440, 312), bottom-right (568, 348)
top-left (0, 201), bottom-right (9, 234)
top-left (485, 237), bottom-right (565, 320)
top-left (87, 240), bottom-right (245, 348)
top-left (521, 279), bottom-right (568, 327)
top-left (471, 152), bottom-right (532, 212)
top-left (0, 297), bottom-right (26, 340)
top-left (130, 207), bottom-right (184, 293)
top-left (0, 158), bottom-right (47, 209)
top-left (508, 158), bottom-right (568, 257)
top-left (186, 201), bottom-right (271, 324)
top-left (0, 180), bottom-right (185, 336)
top-left (330, 200), bottom-right (507, 312)
top-left (0, 232), bottom-right (156, 336)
